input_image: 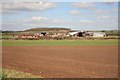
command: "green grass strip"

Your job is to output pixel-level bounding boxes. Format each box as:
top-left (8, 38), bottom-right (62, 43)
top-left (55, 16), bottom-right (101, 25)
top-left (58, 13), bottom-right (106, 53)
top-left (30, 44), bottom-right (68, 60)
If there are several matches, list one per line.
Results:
top-left (1, 40), bottom-right (118, 46)
top-left (1, 68), bottom-right (42, 78)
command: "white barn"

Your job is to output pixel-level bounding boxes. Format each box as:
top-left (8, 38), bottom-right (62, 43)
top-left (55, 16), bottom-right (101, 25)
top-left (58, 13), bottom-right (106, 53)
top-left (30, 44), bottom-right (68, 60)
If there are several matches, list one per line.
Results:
top-left (93, 32), bottom-right (106, 37)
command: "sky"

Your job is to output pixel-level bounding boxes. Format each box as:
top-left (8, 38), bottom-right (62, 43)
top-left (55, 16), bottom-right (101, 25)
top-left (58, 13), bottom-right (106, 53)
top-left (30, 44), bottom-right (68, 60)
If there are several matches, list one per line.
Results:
top-left (0, 1), bottom-right (119, 31)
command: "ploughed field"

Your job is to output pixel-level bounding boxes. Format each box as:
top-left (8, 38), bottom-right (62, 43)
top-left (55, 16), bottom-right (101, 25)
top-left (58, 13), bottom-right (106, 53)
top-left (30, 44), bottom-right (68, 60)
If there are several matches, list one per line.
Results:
top-left (2, 45), bottom-right (118, 78)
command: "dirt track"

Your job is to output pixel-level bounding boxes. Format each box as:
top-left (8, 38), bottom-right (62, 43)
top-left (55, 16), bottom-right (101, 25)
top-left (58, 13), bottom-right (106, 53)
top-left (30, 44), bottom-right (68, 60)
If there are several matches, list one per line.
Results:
top-left (2, 46), bottom-right (118, 78)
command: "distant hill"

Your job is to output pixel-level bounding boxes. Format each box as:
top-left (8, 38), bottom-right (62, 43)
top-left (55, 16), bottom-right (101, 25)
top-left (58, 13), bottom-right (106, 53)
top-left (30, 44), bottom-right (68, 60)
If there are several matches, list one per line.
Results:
top-left (24, 28), bottom-right (71, 32)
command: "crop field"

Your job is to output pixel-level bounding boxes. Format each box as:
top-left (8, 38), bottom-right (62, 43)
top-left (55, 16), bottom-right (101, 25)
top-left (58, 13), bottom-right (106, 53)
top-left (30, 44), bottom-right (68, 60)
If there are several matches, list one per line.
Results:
top-left (2, 40), bottom-right (119, 78)
top-left (1, 40), bottom-right (118, 46)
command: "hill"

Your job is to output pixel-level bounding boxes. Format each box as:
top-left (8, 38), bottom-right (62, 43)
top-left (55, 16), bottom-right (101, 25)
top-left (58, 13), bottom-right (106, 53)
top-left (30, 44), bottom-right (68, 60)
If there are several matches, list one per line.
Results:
top-left (24, 28), bottom-right (71, 32)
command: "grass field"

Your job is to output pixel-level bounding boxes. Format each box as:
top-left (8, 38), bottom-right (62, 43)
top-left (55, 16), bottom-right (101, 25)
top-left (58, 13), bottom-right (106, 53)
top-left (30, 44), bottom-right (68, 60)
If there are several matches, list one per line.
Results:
top-left (1, 40), bottom-right (118, 46)
top-left (1, 68), bottom-right (42, 78)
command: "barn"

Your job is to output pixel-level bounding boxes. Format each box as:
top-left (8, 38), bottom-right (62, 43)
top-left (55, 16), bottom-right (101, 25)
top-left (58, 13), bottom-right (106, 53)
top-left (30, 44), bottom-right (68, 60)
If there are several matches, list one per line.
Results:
top-left (68, 31), bottom-right (106, 37)
top-left (68, 31), bottom-right (86, 37)
top-left (92, 32), bottom-right (106, 37)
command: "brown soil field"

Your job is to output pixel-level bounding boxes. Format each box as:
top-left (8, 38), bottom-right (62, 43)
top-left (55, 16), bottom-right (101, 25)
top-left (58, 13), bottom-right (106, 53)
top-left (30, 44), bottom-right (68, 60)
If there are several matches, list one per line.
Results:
top-left (2, 46), bottom-right (118, 78)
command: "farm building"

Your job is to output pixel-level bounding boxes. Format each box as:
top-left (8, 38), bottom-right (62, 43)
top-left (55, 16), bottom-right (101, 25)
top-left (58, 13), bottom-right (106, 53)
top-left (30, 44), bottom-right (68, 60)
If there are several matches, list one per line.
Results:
top-left (67, 31), bottom-right (106, 37)
top-left (40, 32), bottom-right (47, 36)
top-left (13, 30), bottom-right (106, 40)
top-left (13, 32), bottom-right (51, 40)
top-left (92, 32), bottom-right (106, 37)
top-left (14, 34), bottom-right (40, 40)
top-left (68, 32), bottom-right (79, 36)
top-left (68, 31), bottom-right (86, 37)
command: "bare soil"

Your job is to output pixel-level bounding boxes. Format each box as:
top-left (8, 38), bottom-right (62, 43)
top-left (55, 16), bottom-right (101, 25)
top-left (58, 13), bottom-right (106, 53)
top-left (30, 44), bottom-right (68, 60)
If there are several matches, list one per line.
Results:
top-left (2, 46), bottom-right (118, 78)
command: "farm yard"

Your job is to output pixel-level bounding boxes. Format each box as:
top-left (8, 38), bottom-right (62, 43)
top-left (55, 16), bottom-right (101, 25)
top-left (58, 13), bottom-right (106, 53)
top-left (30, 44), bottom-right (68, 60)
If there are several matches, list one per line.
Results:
top-left (1, 40), bottom-right (119, 78)
top-left (1, 28), bottom-right (120, 40)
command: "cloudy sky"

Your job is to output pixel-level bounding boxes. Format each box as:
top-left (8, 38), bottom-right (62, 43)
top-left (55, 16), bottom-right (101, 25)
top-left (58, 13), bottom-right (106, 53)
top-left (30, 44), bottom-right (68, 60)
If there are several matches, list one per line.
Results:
top-left (1, 2), bottom-right (118, 31)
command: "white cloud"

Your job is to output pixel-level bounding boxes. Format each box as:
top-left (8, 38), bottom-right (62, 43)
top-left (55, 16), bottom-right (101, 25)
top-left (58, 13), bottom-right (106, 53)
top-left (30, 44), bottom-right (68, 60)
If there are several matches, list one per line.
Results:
top-left (18, 16), bottom-right (72, 27)
top-left (102, 0), bottom-right (118, 2)
top-left (68, 10), bottom-right (80, 15)
top-left (30, 16), bottom-right (48, 21)
top-left (0, 0), bottom-right (119, 2)
top-left (3, 16), bottom-right (118, 31)
top-left (23, 16), bottom-right (68, 23)
top-left (101, 2), bottom-right (116, 5)
top-left (79, 20), bottom-right (94, 24)
top-left (73, 2), bottom-right (95, 9)
top-left (2, 2), bottom-right (56, 11)
top-left (52, 18), bottom-right (68, 23)
top-left (96, 15), bottom-right (117, 22)
top-left (95, 9), bottom-right (107, 14)
top-left (94, 8), bottom-right (118, 16)
top-left (111, 8), bottom-right (118, 13)
top-left (97, 15), bottom-right (110, 19)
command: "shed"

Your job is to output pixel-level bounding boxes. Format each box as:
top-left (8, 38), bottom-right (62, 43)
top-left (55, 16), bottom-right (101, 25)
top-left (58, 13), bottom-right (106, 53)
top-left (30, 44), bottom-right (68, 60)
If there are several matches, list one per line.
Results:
top-left (93, 32), bottom-right (106, 37)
